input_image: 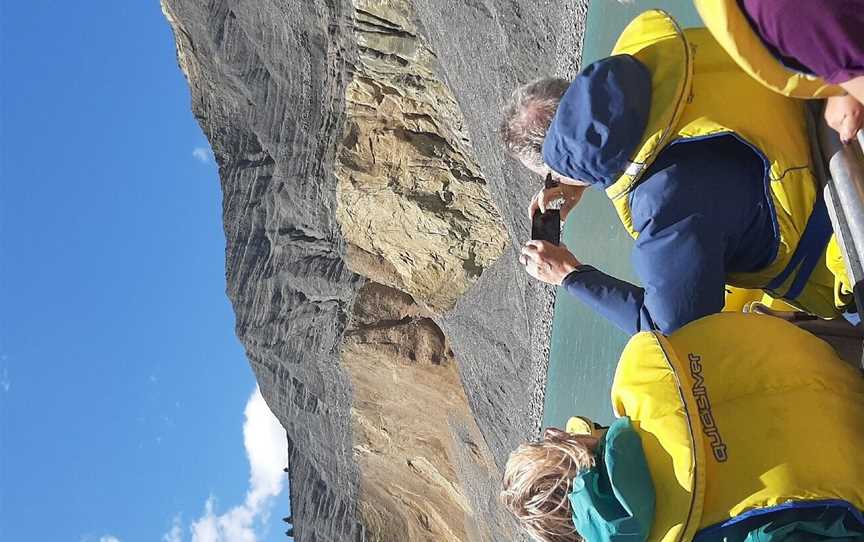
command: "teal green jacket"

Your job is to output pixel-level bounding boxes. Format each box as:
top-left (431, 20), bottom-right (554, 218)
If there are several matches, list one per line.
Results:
top-left (568, 417), bottom-right (655, 541)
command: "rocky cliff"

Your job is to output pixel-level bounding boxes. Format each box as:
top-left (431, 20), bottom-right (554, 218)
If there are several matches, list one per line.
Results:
top-left (161, 0), bottom-right (588, 540)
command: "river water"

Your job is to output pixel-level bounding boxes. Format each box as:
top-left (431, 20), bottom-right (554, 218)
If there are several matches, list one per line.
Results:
top-left (542, 2), bottom-right (702, 428)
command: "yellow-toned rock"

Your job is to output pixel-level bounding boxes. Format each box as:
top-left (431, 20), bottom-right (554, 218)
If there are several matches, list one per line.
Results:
top-left (342, 282), bottom-right (509, 542)
top-left (336, 0), bottom-right (508, 313)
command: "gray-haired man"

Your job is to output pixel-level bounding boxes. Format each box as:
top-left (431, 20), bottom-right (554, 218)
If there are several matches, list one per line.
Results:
top-left (503, 54), bottom-right (821, 335)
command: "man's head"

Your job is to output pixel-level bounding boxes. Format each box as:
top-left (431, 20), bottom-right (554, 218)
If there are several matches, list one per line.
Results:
top-left (500, 77), bottom-right (570, 174)
top-left (500, 427), bottom-right (599, 542)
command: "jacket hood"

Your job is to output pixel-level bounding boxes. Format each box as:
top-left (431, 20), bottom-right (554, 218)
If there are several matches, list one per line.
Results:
top-left (542, 55), bottom-right (652, 188)
top-left (568, 416), bottom-right (655, 542)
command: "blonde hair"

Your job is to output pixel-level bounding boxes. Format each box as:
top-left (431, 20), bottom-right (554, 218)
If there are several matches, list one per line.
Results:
top-left (500, 428), bottom-right (598, 542)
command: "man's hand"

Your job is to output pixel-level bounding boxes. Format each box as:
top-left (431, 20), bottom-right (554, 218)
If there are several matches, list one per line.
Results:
top-left (825, 94), bottom-right (863, 144)
top-left (528, 184), bottom-right (587, 222)
top-left (519, 241), bottom-right (582, 285)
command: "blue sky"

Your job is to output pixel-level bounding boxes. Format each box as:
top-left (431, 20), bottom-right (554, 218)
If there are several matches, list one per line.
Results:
top-left (1, 2), bottom-right (292, 541)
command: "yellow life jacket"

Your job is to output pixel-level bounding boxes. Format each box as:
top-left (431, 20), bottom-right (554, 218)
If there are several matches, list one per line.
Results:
top-left (693, 0), bottom-right (844, 99)
top-left (607, 10), bottom-right (842, 318)
top-left (610, 312), bottom-right (864, 541)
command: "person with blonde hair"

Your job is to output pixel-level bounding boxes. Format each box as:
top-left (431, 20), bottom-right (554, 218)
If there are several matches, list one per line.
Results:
top-left (501, 427), bottom-right (604, 542)
top-left (502, 312), bottom-right (864, 541)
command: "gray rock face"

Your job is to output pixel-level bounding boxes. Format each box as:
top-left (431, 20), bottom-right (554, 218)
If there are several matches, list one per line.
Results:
top-left (161, 0), bottom-right (588, 540)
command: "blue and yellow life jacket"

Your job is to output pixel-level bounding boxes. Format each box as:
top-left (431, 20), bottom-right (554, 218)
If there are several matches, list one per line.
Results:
top-left (692, 0), bottom-right (844, 99)
top-left (603, 312), bottom-right (864, 541)
top-left (607, 10), bottom-right (848, 318)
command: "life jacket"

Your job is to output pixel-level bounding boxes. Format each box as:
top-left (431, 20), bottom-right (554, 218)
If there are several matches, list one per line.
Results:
top-left (607, 10), bottom-right (843, 318)
top-left (611, 312), bottom-right (864, 541)
top-left (692, 0), bottom-right (844, 99)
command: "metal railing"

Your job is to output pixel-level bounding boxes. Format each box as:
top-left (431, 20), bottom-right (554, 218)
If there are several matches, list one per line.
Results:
top-left (818, 114), bottom-right (864, 368)
top-left (819, 124), bottom-right (864, 297)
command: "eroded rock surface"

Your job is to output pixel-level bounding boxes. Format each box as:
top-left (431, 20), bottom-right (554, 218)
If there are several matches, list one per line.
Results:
top-left (336, 0), bottom-right (508, 313)
top-left (162, 0), bottom-right (589, 540)
top-left (343, 282), bottom-right (515, 541)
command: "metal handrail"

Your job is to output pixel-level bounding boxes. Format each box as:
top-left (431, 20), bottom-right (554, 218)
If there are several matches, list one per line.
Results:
top-left (818, 115), bottom-right (864, 368)
top-left (819, 122), bottom-right (864, 293)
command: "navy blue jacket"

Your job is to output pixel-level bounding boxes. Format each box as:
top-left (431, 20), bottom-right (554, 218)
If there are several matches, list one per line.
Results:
top-left (542, 56), bottom-right (777, 335)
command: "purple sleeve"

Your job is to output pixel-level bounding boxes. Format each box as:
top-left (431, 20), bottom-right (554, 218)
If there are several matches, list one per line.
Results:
top-left (740, 0), bottom-right (864, 84)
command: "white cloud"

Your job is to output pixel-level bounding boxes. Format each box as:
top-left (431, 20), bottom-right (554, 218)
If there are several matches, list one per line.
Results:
top-left (0, 366), bottom-right (9, 392)
top-left (241, 387), bottom-right (290, 512)
top-left (192, 147), bottom-right (213, 164)
top-left (164, 387), bottom-right (288, 542)
top-left (99, 536), bottom-right (121, 542)
top-left (163, 516), bottom-right (183, 542)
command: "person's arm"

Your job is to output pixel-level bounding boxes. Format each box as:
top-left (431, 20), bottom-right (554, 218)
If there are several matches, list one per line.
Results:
top-left (742, 0), bottom-right (864, 86)
top-left (841, 76), bottom-right (864, 108)
top-left (520, 241), bottom-right (652, 334)
top-left (740, 1), bottom-right (864, 140)
top-left (629, 213), bottom-right (728, 334)
top-left (824, 93), bottom-right (863, 144)
top-left (521, 216), bottom-right (728, 335)
top-left (559, 210), bottom-right (729, 335)
top-left (561, 228), bottom-right (729, 336)
top-left (561, 267), bottom-right (654, 336)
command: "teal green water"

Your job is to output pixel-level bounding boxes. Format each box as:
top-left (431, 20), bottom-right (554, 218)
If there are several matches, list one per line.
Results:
top-left (542, 2), bottom-right (702, 429)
